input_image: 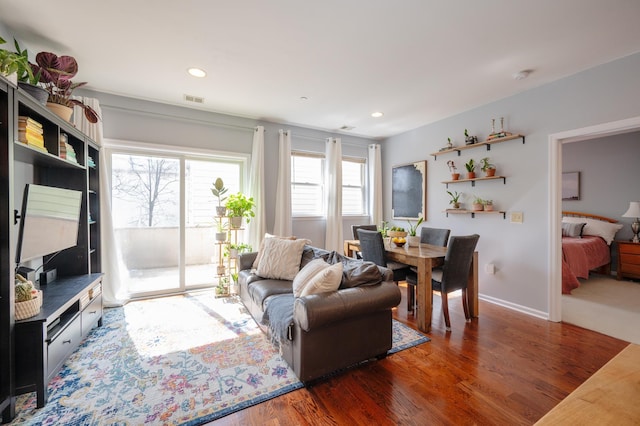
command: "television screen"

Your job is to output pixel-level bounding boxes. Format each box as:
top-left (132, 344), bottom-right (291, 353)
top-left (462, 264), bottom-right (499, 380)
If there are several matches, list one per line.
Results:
top-left (16, 184), bottom-right (83, 264)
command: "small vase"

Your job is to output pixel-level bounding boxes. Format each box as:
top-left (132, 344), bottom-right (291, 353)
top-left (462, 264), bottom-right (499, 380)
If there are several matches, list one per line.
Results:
top-left (46, 102), bottom-right (73, 122)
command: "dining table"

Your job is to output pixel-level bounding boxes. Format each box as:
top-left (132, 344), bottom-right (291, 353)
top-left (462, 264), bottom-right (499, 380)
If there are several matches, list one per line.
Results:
top-left (343, 239), bottom-right (478, 333)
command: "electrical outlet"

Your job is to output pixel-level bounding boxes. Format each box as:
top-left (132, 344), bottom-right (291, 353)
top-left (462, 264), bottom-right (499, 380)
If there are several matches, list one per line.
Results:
top-left (510, 211), bottom-right (523, 224)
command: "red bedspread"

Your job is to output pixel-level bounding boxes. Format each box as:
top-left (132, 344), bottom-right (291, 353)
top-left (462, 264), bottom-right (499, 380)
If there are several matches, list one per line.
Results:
top-left (562, 236), bottom-right (610, 294)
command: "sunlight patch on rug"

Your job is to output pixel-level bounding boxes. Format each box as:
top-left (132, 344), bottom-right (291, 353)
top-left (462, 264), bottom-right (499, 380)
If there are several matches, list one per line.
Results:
top-left (10, 292), bottom-right (429, 425)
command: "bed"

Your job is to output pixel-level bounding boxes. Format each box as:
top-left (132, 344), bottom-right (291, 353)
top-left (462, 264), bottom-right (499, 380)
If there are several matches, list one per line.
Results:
top-left (561, 211), bottom-right (623, 294)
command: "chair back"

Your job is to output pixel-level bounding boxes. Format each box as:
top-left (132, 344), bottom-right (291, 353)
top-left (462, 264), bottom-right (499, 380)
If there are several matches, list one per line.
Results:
top-left (420, 227), bottom-right (451, 247)
top-left (357, 229), bottom-right (386, 267)
top-left (439, 234), bottom-right (480, 293)
top-left (352, 224), bottom-right (377, 240)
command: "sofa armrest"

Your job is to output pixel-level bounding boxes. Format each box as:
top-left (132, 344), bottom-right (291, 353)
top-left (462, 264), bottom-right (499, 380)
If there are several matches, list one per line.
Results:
top-left (239, 252), bottom-right (258, 271)
top-left (293, 282), bottom-right (401, 332)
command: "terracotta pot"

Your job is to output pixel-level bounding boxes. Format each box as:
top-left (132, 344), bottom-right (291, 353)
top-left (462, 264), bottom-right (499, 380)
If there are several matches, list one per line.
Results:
top-left (451, 173), bottom-right (460, 180)
top-left (46, 102), bottom-right (73, 122)
top-left (484, 204), bottom-right (494, 211)
top-left (485, 168), bottom-right (496, 177)
top-left (472, 203), bottom-right (484, 211)
top-left (467, 172), bottom-right (476, 179)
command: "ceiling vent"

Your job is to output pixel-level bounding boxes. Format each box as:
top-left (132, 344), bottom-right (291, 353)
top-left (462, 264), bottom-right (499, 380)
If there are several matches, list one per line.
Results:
top-left (184, 94), bottom-right (204, 104)
top-left (339, 125), bottom-right (355, 131)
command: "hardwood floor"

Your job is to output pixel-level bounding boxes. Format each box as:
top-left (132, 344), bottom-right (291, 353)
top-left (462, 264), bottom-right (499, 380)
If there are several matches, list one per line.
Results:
top-left (212, 286), bottom-right (629, 425)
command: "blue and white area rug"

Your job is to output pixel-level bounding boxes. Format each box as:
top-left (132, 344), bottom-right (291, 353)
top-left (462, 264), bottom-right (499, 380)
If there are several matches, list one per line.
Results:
top-left (11, 292), bottom-right (429, 425)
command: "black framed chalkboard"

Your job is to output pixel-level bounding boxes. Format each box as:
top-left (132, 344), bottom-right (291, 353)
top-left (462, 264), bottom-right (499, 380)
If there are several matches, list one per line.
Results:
top-left (392, 160), bottom-right (427, 220)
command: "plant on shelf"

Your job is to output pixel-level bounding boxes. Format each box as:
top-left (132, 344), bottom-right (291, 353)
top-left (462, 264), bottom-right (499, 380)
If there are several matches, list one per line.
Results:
top-left (464, 129), bottom-right (478, 145)
top-left (480, 157), bottom-right (496, 177)
top-left (11, 39), bottom-right (48, 105)
top-left (465, 158), bottom-right (476, 179)
top-left (216, 277), bottom-right (229, 296)
top-left (472, 196), bottom-right (484, 211)
top-left (0, 37), bottom-right (28, 83)
top-left (447, 160), bottom-right (460, 180)
top-left (226, 192), bottom-right (255, 228)
top-left (214, 217), bottom-right (228, 242)
top-left (483, 199), bottom-right (494, 211)
top-left (30, 51), bottom-right (100, 123)
top-left (225, 242), bottom-right (252, 258)
top-left (447, 190), bottom-right (462, 209)
top-left (211, 177), bottom-right (229, 216)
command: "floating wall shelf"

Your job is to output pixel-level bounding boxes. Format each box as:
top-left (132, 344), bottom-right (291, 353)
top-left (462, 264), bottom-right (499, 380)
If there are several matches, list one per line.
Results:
top-left (431, 134), bottom-right (525, 159)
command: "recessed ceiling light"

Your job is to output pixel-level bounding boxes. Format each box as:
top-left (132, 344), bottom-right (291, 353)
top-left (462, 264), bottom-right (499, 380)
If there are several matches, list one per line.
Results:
top-left (187, 68), bottom-right (207, 78)
top-left (371, 111), bottom-right (384, 118)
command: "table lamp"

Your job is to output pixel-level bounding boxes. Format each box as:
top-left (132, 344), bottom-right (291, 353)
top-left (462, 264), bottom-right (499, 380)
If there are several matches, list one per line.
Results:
top-left (622, 201), bottom-right (640, 243)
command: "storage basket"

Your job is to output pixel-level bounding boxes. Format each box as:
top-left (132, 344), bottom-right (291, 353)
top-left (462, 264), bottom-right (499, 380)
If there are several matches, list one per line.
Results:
top-left (15, 290), bottom-right (43, 320)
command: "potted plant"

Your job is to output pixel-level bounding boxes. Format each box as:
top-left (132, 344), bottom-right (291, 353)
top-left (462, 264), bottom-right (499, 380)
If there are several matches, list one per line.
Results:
top-left (465, 158), bottom-right (476, 179)
top-left (227, 242), bottom-right (252, 259)
top-left (12, 39), bottom-right (48, 105)
top-left (447, 160), bottom-right (460, 180)
top-left (483, 199), bottom-right (494, 211)
top-left (480, 157), bottom-right (496, 177)
top-left (0, 37), bottom-right (27, 84)
top-left (447, 190), bottom-right (462, 209)
top-left (214, 217), bottom-right (228, 242)
top-left (226, 192), bottom-right (255, 228)
top-left (211, 177), bottom-right (228, 217)
top-left (30, 51), bottom-right (99, 123)
top-left (464, 129), bottom-right (478, 145)
top-left (216, 264), bottom-right (226, 276)
top-left (406, 216), bottom-right (424, 247)
top-left (472, 196), bottom-right (484, 211)
top-left (216, 276), bottom-right (229, 296)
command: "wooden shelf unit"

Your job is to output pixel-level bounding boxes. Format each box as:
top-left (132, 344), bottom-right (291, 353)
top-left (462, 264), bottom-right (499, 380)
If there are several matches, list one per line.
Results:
top-left (442, 175), bottom-right (506, 188)
top-left (445, 209), bottom-right (506, 219)
top-left (431, 133), bottom-right (525, 159)
top-left (0, 74), bottom-right (103, 421)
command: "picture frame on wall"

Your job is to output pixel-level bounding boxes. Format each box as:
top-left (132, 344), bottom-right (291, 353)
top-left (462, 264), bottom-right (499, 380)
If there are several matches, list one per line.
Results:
top-left (562, 171), bottom-right (580, 200)
top-left (392, 160), bottom-right (427, 220)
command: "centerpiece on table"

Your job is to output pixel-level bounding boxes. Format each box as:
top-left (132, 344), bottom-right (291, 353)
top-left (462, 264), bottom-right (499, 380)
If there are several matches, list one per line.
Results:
top-left (406, 216), bottom-right (424, 247)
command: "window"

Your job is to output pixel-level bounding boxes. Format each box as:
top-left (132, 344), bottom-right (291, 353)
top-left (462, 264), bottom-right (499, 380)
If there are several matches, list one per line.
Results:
top-left (291, 152), bottom-right (367, 217)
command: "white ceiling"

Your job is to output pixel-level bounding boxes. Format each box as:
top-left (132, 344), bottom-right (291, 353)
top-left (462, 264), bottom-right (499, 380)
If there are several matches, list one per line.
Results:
top-left (2, 0), bottom-right (640, 139)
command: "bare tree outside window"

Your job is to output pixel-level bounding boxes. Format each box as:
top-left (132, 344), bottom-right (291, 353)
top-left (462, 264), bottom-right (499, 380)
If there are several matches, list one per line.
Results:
top-left (112, 155), bottom-right (179, 227)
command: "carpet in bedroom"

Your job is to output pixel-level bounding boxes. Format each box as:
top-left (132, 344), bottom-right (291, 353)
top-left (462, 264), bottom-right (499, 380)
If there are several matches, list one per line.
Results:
top-left (10, 291), bottom-right (429, 425)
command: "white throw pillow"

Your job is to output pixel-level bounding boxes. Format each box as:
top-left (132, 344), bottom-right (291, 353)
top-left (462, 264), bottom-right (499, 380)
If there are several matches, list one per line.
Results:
top-left (562, 217), bottom-right (623, 245)
top-left (293, 258), bottom-right (329, 297)
top-left (300, 262), bottom-right (343, 297)
top-left (252, 233), bottom-right (297, 269)
top-left (256, 237), bottom-right (308, 280)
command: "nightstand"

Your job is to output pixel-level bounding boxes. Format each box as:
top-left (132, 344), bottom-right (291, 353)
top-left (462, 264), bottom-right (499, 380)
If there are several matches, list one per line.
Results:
top-left (617, 241), bottom-right (640, 280)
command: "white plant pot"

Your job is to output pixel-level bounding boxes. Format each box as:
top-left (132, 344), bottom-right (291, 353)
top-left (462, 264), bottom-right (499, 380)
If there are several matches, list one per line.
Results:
top-left (230, 216), bottom-right (243, 229)
top-left (215, 206), bottom-right (227, 217)
top-left (407, 236), bottom-right (420, 247)
top-left (215, 232), bottom-right (227, 242)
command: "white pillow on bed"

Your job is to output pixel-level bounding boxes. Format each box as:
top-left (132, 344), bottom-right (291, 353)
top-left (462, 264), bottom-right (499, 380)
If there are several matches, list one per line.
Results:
top-left (562, 217), bottom-right (623, 245)
top-left (561, 222), bottom-right (585, 238)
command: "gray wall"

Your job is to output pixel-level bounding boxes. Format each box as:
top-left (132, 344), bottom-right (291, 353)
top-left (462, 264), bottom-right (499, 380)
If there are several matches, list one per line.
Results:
top-left (382, 52), bottom-right (640, 315)
top-left (562, 131), bottom-right (640, 243)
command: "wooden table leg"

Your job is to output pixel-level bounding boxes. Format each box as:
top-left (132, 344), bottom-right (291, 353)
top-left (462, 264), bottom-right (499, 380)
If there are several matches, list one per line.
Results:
top-left (343, 240), bottom-right (350, 257)
top-left (467, 251), bottom-right (479, 317)
top-left (416, 257), bottom-right (433, 333)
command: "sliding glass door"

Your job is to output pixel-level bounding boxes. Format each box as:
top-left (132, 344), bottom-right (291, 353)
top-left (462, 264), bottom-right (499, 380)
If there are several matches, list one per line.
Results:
top-left (111, 149), bottom-right (243, 298)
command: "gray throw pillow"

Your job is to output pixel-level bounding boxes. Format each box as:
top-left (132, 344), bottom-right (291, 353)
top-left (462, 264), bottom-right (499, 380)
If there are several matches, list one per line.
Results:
top-left (562, 222), bottom-right (586, 238)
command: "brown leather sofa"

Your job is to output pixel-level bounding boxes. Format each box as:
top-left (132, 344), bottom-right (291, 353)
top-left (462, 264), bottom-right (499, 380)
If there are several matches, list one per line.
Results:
top-left (238, 245), bottom-right (401, 383)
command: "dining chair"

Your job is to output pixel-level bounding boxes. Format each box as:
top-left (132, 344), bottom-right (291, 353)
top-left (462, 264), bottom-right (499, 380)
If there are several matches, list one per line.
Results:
top-left (356, 229), bottom-right (411, 284)
top-left (406, 227), bottom-right (451, 312)
top-left (351, 224), bottom-right (378, 259)
top-left (408, 234), bottom-right (479, 331)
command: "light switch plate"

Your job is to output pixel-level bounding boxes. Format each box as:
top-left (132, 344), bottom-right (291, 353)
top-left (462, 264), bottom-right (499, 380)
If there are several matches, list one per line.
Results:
top-left (510, 211), bottom-right (523, 223)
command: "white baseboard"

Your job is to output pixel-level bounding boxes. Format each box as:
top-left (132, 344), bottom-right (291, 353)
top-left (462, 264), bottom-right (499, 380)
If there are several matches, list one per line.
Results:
top-left (479, 294), bottom-right (549, 321)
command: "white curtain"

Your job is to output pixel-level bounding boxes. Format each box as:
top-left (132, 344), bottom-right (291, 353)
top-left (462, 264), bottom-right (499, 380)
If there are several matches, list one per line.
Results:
top-left (247, 126), bottom-right (265, 252)
top-left (73, 97), bottom-right (126, 307)
top-left (324, 137), bottom-right (343, 251)
top-left (273, 129), bottom-right (292, 236)
top-left (368, 144), bottom-right (383, 227)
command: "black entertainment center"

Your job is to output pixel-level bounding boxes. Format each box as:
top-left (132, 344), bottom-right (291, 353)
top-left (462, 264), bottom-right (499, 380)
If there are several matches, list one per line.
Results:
top-left (0, 75), bottom-right (102, 422)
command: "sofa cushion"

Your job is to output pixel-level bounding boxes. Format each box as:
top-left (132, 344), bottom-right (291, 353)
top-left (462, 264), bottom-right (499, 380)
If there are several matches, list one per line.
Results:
top-left (252, 233), bottom-right (298, 269)
top-left (249, 278), bottom-right (294, 309)
top-left (293, 258), bottom-right (329, 297)
top-left (256, 237), bottom-right (308, 280)
top-left (326, 251), bottom-right (383, 288)
top-left (299, 262), bottom-right (343, 297)
top-left (300, 245), bottom-right (332, 269)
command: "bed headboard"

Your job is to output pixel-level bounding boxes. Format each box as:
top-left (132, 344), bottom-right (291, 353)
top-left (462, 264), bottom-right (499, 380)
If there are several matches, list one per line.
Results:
top-left (562, 211), bottom-right (618, 223)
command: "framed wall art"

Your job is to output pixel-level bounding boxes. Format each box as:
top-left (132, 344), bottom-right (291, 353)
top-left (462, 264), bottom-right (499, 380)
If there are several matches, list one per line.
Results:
top-left (392, 160), bottom-right (427, 220)
top-left (562, 171), bottom-right (580, 201)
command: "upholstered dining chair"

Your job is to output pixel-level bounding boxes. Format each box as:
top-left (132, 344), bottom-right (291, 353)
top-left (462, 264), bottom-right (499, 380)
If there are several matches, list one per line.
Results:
top-left (357, 229), bottom-right (411, 284)
top-left (406, 227), bottom-right (451, 311)
top-left (408, 234), bottom-right (479, 331)
top-left (351, 224), bottom-right (378, 259)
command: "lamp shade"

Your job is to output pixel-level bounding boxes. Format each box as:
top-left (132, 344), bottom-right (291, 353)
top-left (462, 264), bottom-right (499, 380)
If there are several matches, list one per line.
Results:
top-left (622, 201), bottom-right (640, 218)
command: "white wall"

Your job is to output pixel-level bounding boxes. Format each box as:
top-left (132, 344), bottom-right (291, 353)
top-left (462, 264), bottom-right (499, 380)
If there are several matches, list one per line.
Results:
top-left (382, 52), bottom-right (640, 315)
top-left (79, 91), bottom-right (374, 249)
